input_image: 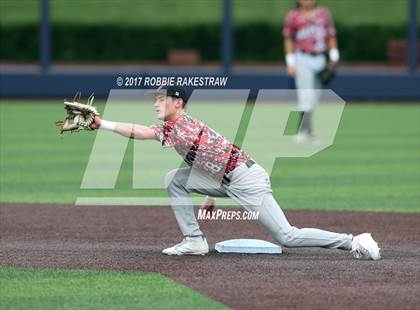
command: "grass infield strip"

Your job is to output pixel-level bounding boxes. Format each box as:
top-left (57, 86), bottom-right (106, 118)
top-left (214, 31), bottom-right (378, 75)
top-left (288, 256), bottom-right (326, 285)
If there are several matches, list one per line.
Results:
top-left (0, 267), bottom-right (227, 310)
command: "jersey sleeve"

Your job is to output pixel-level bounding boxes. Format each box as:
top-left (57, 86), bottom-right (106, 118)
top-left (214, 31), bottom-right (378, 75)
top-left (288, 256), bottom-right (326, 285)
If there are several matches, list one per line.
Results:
top-left (283, 11), bottom-right (296, 38)
top-left (150, 124), bottom-right (176, 148)
top-left (324, 8), bottom-right (336, 37)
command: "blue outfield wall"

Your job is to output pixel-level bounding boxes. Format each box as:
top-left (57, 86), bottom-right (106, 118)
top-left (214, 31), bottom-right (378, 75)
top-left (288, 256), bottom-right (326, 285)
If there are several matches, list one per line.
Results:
top-left (0, 71), bottom-right (419, 100)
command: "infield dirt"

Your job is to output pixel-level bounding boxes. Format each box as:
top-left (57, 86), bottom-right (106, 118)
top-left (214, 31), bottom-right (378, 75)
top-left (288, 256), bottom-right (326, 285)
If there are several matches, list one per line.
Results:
top-left (1, 203), bottom-right (419, 310)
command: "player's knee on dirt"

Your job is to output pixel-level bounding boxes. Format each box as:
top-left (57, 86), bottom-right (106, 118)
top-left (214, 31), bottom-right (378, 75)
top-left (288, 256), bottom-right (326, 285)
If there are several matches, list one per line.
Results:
top-left (281, 229), bottom-right (300, 247)
top-left (272, 227), bottom-right (300, 248)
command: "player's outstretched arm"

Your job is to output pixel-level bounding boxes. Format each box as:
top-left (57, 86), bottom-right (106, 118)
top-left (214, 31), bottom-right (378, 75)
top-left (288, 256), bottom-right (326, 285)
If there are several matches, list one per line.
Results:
top-left (91, 116), bottom-right (156, 140)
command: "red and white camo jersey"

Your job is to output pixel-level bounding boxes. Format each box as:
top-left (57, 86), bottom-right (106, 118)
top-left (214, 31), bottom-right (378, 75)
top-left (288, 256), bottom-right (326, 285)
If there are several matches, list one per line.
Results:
top-left (151, 113), bottom-right (251, 178)
top-left (283, 6), bottom-right (336, 54)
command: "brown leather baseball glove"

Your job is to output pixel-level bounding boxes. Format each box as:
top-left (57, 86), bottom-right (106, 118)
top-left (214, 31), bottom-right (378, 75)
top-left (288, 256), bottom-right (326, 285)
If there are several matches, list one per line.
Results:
top-left (55, 92), bottom-right (99, 134)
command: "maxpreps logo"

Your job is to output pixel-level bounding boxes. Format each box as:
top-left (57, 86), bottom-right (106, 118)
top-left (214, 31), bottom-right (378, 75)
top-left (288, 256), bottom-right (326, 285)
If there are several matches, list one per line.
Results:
top-left (198, 209), bottom-right (259, 221)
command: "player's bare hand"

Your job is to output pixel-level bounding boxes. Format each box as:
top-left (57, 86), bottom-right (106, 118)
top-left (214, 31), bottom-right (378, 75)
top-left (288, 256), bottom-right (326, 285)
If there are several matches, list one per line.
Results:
top-left (90, 116), bottom-right (101, 130)
top-left (200, 196), bottom-right (216, 219)
top-left (287, 66), bottom-right (296, 77)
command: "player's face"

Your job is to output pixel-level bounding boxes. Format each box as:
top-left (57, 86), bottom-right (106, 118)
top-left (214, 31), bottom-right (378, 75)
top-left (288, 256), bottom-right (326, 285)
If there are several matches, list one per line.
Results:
top-left (298, 0), bottom-right (315, 10)
top-left (153, 95), bottom-right (180, 121)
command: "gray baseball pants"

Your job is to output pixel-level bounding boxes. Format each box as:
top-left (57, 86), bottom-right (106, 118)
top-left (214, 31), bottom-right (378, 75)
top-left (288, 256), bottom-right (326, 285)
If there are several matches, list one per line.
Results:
top-left (165, 162), bottom-right (353, 250)
top-left (295, 51), bottom-right (326, 112)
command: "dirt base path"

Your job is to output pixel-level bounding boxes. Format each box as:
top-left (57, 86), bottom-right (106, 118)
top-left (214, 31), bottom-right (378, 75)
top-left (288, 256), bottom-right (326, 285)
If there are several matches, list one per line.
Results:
top-left (1, 203), bottom-right (419, 309)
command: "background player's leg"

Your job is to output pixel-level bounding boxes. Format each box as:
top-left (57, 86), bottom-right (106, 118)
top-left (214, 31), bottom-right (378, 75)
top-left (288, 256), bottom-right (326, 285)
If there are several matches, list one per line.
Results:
top-left (295, 53), bottom-right (316, 115)
top-left (300, 111), bottom-right (313, 135)
top-left (295, 54), bottom-right (316, 136)
top-left (165, 167), bottom-right (228, 237)
top-left (295, 53), bottom-right (325, 137)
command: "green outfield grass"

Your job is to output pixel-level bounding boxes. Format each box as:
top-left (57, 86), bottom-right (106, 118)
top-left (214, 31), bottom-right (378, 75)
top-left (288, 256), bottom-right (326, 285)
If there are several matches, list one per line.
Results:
top-left (0, 100), bottom-right (419, 212)
top-left (0, 0), bottom-right (407, 26)
top-left (0, 267), bottom-right (226, 310)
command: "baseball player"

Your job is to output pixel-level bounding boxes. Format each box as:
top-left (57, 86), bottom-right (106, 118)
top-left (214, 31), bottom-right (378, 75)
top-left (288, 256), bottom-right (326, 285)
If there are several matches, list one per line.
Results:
top-left (90, 85), bottom-right (380, 260)
top-left (284, 0), bottom-right (339, 143)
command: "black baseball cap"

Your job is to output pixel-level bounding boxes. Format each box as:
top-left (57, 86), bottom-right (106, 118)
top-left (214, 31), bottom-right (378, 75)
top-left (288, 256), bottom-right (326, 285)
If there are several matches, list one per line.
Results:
top-left (151, 85), bottom-right (189, 104)
top-left (167, 85), bottom-right (188, 101)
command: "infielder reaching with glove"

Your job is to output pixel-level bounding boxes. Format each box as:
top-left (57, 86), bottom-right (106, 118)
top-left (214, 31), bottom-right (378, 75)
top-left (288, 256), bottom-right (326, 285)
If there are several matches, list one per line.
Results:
top-left (89, 85), bottom-right (380, 260)
top-left (284, 0), bottom-right (339, 143)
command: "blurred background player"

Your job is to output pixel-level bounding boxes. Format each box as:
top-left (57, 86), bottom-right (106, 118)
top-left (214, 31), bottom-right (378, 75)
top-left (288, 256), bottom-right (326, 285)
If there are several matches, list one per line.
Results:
top-left (283, 0), bottom-right (339, 143)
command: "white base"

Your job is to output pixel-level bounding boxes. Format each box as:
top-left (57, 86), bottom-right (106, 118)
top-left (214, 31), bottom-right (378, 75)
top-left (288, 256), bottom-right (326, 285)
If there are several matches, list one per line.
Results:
top-left (215, 239), bottom-right (282, 254)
